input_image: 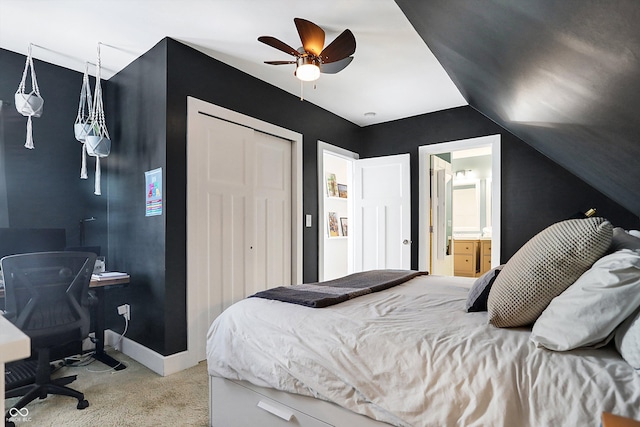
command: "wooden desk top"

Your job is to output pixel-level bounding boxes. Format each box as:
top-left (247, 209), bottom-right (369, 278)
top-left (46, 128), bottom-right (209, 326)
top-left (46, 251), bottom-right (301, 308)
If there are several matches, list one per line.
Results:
top-left (90, 275), bottom-right (130, 288)
top-left (0, 274), bottom-right (129, 298)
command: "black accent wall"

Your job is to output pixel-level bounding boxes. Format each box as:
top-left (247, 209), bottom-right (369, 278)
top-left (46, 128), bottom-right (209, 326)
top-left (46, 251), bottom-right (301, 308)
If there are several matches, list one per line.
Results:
top-left (2, 37), bottom-right (638, 357)
top-left (359, 107), bottom-right (639, 263)
top-left (104, 38), bottom-right (361, 355)
top-left (0, 49), bottom-right (106, 251)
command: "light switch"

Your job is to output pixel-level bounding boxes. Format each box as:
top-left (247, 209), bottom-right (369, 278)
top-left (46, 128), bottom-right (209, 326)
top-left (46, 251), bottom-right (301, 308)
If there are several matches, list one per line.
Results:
top-left (305, 214), bottom-right (312, 227)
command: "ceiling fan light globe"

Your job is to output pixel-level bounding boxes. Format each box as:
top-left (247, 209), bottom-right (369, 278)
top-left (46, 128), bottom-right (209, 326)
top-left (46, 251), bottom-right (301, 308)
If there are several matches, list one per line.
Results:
top-left (296, 63), bottom-right (320, 81)
top-left (295, 56), bottom-right (320, 81)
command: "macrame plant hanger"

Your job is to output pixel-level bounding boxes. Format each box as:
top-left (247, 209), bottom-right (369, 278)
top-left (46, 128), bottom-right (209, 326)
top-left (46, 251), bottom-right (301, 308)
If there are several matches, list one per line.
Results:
top-left (15, 43), bottom-right (44, 149)
top-left (85, 43), bottom-right (111, 196)
top-left (74, 62), bottom-right (93, 180)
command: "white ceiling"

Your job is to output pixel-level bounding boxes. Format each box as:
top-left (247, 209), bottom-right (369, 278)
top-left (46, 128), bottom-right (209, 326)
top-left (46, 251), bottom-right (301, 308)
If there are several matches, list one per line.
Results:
top-left (0, 0), bottom-right (467, 126)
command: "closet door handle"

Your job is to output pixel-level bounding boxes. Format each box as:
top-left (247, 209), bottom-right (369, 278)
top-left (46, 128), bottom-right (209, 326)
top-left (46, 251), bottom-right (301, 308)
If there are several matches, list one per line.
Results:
top-left (403, 239), bottom-right (411, 245)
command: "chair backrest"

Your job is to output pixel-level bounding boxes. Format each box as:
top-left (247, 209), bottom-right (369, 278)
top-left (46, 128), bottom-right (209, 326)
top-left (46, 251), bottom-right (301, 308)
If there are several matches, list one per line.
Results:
top-left (1, 251), bottom-right (96, 345)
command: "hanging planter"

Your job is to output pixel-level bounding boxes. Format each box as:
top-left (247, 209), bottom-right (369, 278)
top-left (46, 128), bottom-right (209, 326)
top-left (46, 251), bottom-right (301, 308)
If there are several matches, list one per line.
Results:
top-left (86, 43), bottom-right (111, 195)
top-left (74, 62), bottom-right (93, 179)
top-left (15, 44), bottom-right (44, 149)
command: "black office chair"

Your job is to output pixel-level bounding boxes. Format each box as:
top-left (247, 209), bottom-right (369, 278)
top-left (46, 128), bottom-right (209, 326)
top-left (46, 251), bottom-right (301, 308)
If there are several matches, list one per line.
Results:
top-left (2, 251), bottom-right (96, 421)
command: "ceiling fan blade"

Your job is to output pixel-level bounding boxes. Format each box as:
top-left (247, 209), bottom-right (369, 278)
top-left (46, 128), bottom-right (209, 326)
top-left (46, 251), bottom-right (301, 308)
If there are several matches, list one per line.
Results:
top-left (258, 36), bottom-right (301, 57)
top-left (294, 18), bottom-right (325, 56)
top-left (319, 29), bottom-right (356, 64)
top-left (265, 60), bottom-right (296, 65)
top-left (320, 56), bottom-right (353, 74)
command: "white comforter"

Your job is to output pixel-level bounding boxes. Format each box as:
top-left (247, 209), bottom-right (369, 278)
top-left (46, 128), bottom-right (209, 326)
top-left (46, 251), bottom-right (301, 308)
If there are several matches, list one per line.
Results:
top-left (206, 275), bottom-right (640, 427)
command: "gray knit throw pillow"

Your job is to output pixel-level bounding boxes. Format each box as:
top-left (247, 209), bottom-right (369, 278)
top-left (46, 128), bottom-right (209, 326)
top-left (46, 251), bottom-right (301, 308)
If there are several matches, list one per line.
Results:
top-left (488, 217), bottom-right (612, 328)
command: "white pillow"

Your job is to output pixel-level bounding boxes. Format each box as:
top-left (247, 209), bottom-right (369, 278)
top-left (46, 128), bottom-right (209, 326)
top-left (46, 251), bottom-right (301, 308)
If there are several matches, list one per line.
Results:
top-left (531, 249), bottom-right (640, 351)
top-left (615, 307), bottom-right (640, 369)
top-left (610, 227), bottom-right (640, 252)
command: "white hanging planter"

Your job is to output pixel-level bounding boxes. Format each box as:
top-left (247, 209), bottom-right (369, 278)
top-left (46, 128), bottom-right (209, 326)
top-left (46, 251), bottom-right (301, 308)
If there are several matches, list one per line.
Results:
top-left (14, 92), bottom-right (44, 118)
top-left (74, 62), bottom-right (94, 179)
top-left (15, 44), bottom-right (44, 149)
top-left (74, 63), bottom-right (93, 142)
top-left (74, 123), bottom-right (94, 141)
top-left (85, 134), bottom-right (111, 157)
top-left (86, 43), bottom-right (111, 195)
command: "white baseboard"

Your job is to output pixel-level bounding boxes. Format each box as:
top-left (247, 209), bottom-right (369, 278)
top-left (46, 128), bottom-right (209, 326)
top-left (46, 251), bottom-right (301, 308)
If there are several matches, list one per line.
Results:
top-left (104, 329), bottom-right (197, 376)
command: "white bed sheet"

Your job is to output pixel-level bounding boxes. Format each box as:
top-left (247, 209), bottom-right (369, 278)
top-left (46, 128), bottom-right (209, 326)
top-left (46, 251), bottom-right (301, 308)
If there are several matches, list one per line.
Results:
top-left (206, 275), bottom-right (640, 427)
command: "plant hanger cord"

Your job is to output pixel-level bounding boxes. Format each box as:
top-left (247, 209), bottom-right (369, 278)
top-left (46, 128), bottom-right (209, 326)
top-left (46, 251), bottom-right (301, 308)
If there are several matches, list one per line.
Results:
top-left (15, 43), bottom-right (44, 149)
top-left (87, 42), bottom-right (112, 196)
top-left (74, 62), bottom-right (93, 179)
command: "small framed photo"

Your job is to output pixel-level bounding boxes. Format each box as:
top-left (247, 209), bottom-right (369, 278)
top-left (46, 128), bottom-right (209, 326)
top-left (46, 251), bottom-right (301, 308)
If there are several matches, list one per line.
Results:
top-left (326, 173), bottom-right (338, 197)
top-left (328, 212), bottom-right (339, 237)
top-left (340, 217), bottom-right (348, 236)
top-left (337, 184), bottom-right (348, 198)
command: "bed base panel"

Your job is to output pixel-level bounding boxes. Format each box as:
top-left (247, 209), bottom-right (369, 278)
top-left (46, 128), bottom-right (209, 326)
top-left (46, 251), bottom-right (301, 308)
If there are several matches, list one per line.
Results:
top-left (209, 376), bottom-right (391, 427)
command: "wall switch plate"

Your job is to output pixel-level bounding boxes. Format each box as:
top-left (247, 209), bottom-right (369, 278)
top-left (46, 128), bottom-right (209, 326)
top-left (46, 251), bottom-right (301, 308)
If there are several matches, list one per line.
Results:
top-left (305, 214), bottom-right (312, 227)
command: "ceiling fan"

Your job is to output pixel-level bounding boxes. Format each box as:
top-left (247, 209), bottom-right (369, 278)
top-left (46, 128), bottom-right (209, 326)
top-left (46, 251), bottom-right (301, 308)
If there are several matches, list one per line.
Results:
top-left (258, 18), bottom-right (356, 82)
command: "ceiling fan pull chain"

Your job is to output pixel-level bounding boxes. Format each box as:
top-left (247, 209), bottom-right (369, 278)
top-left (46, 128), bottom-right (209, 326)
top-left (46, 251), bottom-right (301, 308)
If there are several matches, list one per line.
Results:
top-left (300, 79), bottom-right (304, 101)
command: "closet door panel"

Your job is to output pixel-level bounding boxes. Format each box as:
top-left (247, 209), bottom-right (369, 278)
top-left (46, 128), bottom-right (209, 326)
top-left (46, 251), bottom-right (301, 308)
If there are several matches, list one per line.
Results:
top-left (253, 133), bottom-right (291, 289)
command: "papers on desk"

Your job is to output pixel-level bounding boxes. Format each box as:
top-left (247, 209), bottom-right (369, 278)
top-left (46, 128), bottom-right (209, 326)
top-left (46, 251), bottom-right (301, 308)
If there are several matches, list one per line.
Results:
top-left (92, 272), bottom-right (130, 281)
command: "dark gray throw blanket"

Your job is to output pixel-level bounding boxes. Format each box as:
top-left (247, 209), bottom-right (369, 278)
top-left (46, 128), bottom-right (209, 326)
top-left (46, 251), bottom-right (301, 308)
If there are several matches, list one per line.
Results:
top-left (250, 269), bottom-right (428, 308)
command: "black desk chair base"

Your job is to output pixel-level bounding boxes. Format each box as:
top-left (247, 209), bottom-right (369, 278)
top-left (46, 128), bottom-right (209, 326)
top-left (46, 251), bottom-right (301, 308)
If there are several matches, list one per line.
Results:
top-left (4, 348), bottom-right (89, 424)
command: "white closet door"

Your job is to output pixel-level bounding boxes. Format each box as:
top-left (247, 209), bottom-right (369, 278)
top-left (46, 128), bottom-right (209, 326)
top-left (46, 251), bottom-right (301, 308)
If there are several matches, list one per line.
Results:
top-left (353, 154), bottom-right (411, 271)
top-left (202, 117), bottom-right (254, 312)
top-left (251, 131), bottom-right (292, 293)
top-left (190, 113), bottom-right (292, 361)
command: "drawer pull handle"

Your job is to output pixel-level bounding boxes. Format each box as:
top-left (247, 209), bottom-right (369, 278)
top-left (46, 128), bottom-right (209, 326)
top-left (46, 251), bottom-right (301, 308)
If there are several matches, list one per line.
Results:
top-left (257, 400), bottom-right (294, 421)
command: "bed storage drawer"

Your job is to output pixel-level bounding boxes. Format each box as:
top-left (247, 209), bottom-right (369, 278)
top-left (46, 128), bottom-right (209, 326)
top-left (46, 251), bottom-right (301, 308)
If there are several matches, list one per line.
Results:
top-left (211, 377), bottom-right (332, 427)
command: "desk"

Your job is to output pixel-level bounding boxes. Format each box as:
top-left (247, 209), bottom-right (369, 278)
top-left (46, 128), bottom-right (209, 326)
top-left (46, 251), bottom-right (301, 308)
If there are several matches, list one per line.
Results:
top-left (90, 275), bottom-right (130, 371)
top-left (0, 274), bottom-right (130, 371)
top-left (0, 316), bottom-right (30, 419)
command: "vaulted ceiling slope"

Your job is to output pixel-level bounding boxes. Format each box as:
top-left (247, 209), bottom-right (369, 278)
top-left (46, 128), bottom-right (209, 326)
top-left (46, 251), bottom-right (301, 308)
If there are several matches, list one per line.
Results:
top-left (396, 0), bottom-right (640, 217)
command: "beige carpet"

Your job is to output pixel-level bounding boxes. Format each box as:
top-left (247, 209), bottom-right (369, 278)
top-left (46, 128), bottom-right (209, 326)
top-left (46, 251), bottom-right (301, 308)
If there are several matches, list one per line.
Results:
top-left (5, 348), bottom-right (208, 426)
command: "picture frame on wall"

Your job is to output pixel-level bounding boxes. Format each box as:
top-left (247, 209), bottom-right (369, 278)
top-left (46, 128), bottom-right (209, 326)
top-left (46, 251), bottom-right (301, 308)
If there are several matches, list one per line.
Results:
top-left (328, 212), bottom-right (339, 237)
top-left (326, 173), bottom-right (338, 197)
top-left (338, 184), bottom-right (348, 198)
top-left (340, 217), bottom-right (348, 236)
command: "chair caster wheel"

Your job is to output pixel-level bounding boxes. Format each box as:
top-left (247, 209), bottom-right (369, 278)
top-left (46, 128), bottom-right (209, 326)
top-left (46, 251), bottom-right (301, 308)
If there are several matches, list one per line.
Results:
top-left (6, 420), bottom-right (16, 427)
top-left (77, 399), bottom-right (89, 410)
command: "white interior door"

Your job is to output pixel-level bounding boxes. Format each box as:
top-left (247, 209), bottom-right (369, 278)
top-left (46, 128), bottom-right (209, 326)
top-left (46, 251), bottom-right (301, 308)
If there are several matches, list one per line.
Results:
top-left (430, 156), bottom-right (454, 275)
top-left (353, 154), bottom-right (411, 271)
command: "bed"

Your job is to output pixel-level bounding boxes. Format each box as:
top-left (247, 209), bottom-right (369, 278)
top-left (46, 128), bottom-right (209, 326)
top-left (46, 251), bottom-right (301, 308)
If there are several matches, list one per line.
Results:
top-left (206, 218), bottom-right (640, 426)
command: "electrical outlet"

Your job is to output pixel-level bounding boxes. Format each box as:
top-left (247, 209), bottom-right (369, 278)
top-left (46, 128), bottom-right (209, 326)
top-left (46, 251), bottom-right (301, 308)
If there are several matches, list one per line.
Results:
top-left (117, 303), bottom-right (130, 321)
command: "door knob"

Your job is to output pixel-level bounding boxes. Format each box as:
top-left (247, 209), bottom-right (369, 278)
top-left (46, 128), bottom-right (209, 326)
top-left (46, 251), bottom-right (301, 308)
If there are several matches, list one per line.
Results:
top-left (403, 239), bottom-right (411, 245)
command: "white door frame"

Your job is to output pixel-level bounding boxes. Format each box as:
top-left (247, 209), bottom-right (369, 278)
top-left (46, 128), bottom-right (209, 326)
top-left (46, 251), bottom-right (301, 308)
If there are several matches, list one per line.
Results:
top-left (418, 135), bottom-right (501, 273)
top-left (317, 141), bottom-right (359, 281)
top-left (186, 96), bottom-right (303, 369)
